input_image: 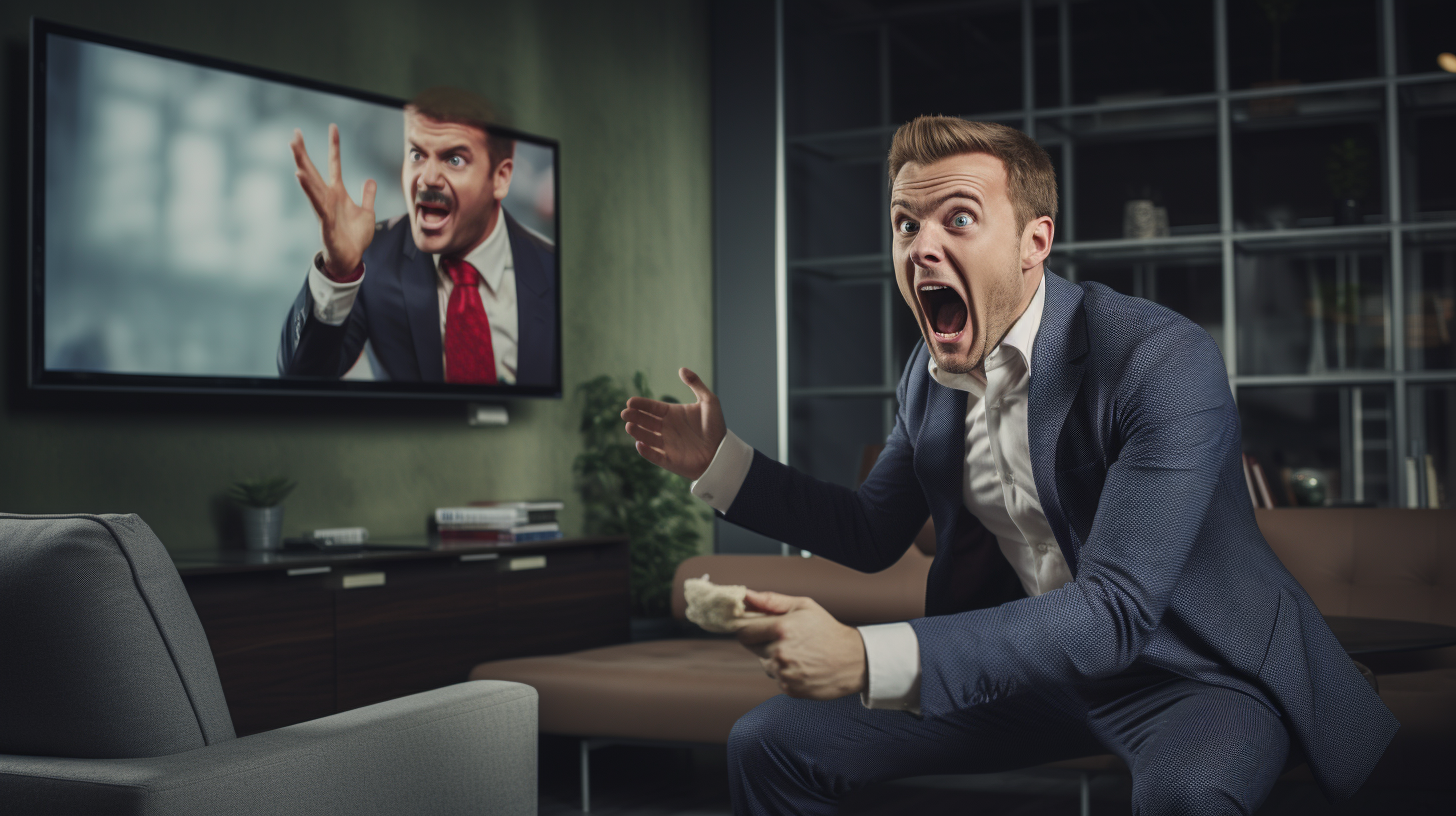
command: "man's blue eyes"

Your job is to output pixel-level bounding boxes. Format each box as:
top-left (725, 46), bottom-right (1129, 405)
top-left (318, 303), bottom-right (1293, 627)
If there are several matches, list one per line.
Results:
top-left (408, 151), bottom-right (465, 166)
top-left (897, 214), bottom-right (972, 233)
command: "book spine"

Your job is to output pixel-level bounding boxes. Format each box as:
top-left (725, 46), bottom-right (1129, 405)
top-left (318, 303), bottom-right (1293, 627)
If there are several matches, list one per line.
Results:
top-left (1250, 460), bottom-right (1274, 509)
top-left (435, 508), bottom-right (521, 525)
top-left (1242, 454), bottom-right (1259, 509)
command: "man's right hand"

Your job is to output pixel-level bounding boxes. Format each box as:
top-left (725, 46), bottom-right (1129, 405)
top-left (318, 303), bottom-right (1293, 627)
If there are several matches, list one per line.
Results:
top-left (622, 367), bottom-right (726, 481)
top-left (290, 124), bottom-right (378, 281)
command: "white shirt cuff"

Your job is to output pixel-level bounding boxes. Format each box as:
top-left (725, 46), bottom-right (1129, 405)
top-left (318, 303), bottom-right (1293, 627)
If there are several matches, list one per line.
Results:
top-left (689, 429), bottom-right (754, 514)
top-left (857, 622), bottom-right (921, 714)
top-left (308, 253), bottom-right (364, 326)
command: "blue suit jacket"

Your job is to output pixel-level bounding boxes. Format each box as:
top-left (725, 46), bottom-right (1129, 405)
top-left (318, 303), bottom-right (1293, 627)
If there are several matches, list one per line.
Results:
top-left (723, 271), bottom-right (1397, 800)
top-left (278, 209), bottom-right (557, 386)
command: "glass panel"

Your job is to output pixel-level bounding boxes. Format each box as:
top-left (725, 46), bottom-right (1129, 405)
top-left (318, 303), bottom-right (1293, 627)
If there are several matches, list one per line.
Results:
top-left (1409, 383), bottom-right (1456, 509)
top-left (1231, 89), bottom-right (1386, 231)
top-left (1236, 235), bottom-right (1390, 375)
top-left (1395, 0), bottom-right (1456, 76)
top-left (1039, 103), bottom-right (1219, 242)
top-left (789, 278), bottom-right (886, 389)
top-left (789, 397), bottom-right (893, 490)
top-left (1068, 256), bottom-right (1225, 360)
top-left (1239, 385), bottom-right (1395, 507)
top-left (1404, 230), bottom-right (1456, 371)
top-left (1400, 82), bottom-right (1456, 221)
top-left (783, 2), bottom-right (883, 135)
top-left (1227, 0), bottom-right (1380, 90)
top-left (887, 5), bottom-right (1023, 120)
top-left (788, 149), bottom-right (885, 260)
top-left (1067, 0), bottom-right (1215, 106)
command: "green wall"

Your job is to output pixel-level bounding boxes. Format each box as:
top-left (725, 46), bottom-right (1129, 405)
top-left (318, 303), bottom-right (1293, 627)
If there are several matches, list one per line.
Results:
top-left (0, 0), bottom-right (714, 552)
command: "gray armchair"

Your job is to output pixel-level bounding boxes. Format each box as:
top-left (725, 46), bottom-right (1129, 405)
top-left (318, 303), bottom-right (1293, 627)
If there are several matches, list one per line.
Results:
top-left (0, 513), bottom-right (538, 815)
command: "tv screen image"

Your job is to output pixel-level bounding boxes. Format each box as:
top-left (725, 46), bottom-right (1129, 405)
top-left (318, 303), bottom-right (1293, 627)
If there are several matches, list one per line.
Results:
top-left (31, 20), bottom-right (561, 399)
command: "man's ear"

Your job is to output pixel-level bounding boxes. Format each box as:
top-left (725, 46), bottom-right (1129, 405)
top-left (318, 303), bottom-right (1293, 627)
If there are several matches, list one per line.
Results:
top-left (492, 157), bottom-right (514, 202)
top-left (1021, 215), bottom-right (1054, 271)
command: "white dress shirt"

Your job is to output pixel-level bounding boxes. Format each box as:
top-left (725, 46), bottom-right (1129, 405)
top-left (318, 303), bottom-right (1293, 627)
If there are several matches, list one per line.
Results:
top-left (307, 213), bottom-right (519, 384)
top-left (691, 273), bottom-right (1071, 713)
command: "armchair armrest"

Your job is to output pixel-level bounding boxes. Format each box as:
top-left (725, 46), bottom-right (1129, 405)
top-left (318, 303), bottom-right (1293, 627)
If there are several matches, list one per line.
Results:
top-left (0, 680), bottom-right (537, 816)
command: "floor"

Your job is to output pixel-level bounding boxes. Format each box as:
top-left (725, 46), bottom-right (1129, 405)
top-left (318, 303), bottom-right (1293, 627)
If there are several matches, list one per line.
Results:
top-left (537, 738), bottom-right (1450, 816)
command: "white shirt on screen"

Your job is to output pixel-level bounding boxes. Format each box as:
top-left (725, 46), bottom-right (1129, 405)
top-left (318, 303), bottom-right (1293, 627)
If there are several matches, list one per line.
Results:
top-left (690, 273), bottom-right (1071, 714)
top-left (306, 211), bottom-right (519, 384)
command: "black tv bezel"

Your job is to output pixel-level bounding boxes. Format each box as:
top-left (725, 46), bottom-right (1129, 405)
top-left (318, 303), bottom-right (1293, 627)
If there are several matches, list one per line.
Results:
top-left (27, 18), bottom-right (564, 402)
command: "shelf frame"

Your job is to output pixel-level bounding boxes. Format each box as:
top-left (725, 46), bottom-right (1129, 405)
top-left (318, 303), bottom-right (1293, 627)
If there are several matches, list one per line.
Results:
top-left (781, 0), bottom-right (1456, 507)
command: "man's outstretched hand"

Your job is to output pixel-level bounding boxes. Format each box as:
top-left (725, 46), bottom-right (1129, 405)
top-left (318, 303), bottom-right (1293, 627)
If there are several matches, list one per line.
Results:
top-left (290, 123), bottom-right (377, 281)
top-left (621, 367), bottom-right (726, 481)
top-left (737, 590), bottom-right (868, 700)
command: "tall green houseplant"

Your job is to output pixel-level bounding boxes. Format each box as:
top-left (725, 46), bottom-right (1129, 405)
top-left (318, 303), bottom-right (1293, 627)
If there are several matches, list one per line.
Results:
top-left (575, 373), bottom-right (710, 617)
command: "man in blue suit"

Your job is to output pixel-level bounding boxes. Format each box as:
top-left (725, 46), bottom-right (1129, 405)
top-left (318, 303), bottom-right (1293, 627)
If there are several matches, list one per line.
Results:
top-left (622, 117), bottom-right (1396, 814)
top-left (278, 88), bottom-right (556, 387)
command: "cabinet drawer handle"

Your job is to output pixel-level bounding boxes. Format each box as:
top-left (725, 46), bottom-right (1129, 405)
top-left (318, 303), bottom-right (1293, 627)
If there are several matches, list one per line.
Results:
top-left (506, 555), bottom-right (547, 571)
top-left (342, 572), bottom-right (386, 589)
top-left (460, 553), bottom-right (500, 563)
top-left (286, 566), bottom-right (332, 577)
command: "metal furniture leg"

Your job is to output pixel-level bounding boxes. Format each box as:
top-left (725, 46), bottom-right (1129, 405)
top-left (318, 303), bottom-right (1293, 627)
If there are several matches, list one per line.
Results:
top-left (1080, 771), bottom-right (1090, 816)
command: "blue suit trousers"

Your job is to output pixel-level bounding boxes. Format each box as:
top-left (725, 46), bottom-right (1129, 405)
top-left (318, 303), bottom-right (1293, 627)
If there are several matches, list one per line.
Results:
top-left (728, 668), bottom-right (1289, 816)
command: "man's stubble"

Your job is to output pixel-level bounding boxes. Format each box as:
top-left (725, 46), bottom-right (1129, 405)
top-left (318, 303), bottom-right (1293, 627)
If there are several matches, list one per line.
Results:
top-left (933, 246), bottom-right (1027, 377)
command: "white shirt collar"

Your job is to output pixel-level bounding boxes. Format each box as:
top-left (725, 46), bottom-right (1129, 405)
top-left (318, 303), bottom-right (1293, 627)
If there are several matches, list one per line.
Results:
top-left (928, 272), bottom-right (1046, 394)
top-left (433, 209), bottom-right (512, 291)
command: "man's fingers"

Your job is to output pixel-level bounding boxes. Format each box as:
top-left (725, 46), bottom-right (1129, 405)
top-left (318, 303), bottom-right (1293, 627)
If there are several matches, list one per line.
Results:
top-left (621, 407), bottom-right (665, 433)
top-left (624, 422), bottom-right (663, 447)
top-left (294, 172), bottom-right (327, 217)
top-left (743, 590), bottom-right (801, 615)
top-left (624, 396), bottom-right (671, 418)
top-left (290, 130), bottom-right (323, 185)
top-left (679, 367), bottom-right (715, 405)
top-left (328, 123), bottom-right (342, 184)
top-left (361, 178), bottom-right (377, 212)
top-left (634, 441), bottom-right (670, 468)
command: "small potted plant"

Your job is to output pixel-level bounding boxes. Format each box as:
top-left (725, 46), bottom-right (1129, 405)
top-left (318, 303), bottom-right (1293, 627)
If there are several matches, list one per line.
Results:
top-left (574, 373), bottom-right (710, 637)
top-left (1326, 137), bottom-right (1372, 226)
top-left (229, 477), bottom-right (297, 551)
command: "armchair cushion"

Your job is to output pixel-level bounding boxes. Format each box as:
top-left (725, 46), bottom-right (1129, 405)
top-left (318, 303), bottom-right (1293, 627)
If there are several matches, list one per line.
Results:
top-left (0, 514), bottom-right (235, 758)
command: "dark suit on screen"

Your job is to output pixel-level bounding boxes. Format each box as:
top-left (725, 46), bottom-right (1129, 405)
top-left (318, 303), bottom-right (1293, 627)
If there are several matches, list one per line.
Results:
top-left (278, 210), bottom-right (557, 386)
top-left (721, 272), bottom-right (1397, 812)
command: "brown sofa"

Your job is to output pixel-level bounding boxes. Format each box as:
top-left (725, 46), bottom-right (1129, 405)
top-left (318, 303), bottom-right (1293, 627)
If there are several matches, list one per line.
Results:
top-left (470, 508), bottom-right (1454, 802)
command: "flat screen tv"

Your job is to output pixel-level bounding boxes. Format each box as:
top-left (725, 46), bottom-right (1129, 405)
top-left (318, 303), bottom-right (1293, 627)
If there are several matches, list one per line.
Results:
top-left (28, 19), bottom-right (561, 401)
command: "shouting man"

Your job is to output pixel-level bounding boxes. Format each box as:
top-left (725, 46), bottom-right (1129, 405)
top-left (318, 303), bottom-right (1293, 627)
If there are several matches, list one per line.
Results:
top-left (622, 117), bottom-right (1395, 815)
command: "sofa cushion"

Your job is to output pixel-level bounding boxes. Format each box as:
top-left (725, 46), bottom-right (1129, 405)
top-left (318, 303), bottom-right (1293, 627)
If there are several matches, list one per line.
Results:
top-left (1256, 508), bottom-right (1456, 625)
top-left (470, 639), bottom-right (778, 743)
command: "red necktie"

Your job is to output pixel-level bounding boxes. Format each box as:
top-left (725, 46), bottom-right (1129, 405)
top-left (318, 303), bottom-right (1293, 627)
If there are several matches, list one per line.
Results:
top-left (442, 258), bottom-right (497, 384)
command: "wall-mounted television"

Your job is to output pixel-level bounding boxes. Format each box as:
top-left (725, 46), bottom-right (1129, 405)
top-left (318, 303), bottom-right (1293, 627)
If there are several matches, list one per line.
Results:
top-left (28, 19), bottom-right (561, 401)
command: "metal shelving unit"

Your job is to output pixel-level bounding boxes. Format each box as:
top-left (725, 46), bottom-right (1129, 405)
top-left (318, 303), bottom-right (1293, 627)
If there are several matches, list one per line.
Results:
top-left (782, 0), bottom-right (1456, 507)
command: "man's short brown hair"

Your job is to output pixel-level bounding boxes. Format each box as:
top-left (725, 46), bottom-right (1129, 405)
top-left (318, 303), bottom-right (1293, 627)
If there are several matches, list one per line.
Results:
top-left (406, 86), bottom-right (515, 170)
top-left (888, 116), bottom-right (1057, 230)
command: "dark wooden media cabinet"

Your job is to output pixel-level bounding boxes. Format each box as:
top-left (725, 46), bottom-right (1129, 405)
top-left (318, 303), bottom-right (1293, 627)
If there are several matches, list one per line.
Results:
top-left (175, 537), bottom-right (629, 736)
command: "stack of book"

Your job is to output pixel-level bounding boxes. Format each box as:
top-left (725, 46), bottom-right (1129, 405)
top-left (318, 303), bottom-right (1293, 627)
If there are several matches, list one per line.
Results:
top-left (434, 501), bottom-right (564, 546)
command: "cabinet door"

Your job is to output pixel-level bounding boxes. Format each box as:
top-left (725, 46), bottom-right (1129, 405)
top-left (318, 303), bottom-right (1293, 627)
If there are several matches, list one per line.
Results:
top-left (334, 556), bottom-right (498, 712)
top-left (185, 570), bottom-right (335, 736)
top-left (493, 541), bottom-right (631, 658)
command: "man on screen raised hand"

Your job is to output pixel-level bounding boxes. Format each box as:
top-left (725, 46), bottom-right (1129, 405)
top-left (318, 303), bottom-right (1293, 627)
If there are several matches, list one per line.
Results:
top-left (278, 86), bottom-right (556, 386)
top-left (622, 117), bottom-right (1395, 815)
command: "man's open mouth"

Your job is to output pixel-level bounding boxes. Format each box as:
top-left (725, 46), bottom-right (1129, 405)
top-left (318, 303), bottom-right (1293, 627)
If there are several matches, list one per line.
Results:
top-left (415, 192), bottom-right (453, 231)
top-left (918, 283), bottom-right (968, 341)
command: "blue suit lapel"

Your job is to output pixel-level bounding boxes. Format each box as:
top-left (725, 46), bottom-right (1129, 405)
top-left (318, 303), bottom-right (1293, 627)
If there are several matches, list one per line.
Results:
top-left (1028, 271), bottom-right (1088, 573)
top-left (400, 231), bottom-right (444, 381)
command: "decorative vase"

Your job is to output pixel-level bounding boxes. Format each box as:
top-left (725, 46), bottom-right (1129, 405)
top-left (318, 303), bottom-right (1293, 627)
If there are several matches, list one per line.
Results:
top-left (242, 505), bottom-right (285, 551)
top-left (1333, 198), bottom-right (1362, 226)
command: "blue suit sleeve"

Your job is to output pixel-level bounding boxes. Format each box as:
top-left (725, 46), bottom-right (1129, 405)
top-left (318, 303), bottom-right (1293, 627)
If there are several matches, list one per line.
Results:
top-left (722, 349), bottom-right (933, 573)
top-left (910, 322), bottom-right (1239, 716)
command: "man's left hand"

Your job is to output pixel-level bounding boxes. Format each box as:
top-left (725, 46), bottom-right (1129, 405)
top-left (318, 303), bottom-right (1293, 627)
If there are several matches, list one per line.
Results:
top-left (737, 590), bottom-right (867, 700)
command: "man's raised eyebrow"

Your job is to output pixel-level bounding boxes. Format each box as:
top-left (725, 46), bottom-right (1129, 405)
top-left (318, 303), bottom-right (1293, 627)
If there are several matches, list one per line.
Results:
top-left (890, 190), bottom-right (982, 216)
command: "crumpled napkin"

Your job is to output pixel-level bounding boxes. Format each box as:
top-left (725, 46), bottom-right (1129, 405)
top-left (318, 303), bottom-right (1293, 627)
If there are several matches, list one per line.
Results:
top-left (684, 574), bottom-right (770, 633)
